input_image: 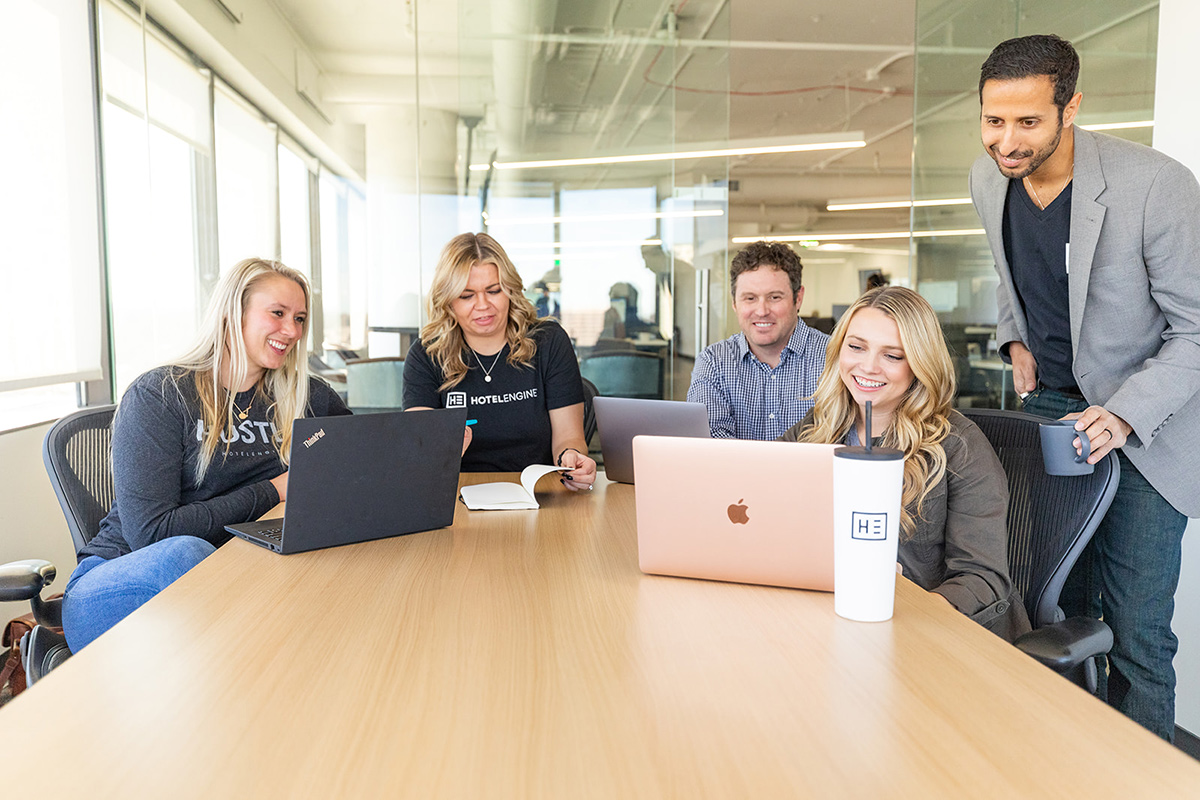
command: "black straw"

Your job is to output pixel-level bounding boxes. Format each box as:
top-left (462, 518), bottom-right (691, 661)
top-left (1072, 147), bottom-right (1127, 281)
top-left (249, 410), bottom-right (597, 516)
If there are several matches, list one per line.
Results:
top-left (865, 401), bottom-right (873, 453)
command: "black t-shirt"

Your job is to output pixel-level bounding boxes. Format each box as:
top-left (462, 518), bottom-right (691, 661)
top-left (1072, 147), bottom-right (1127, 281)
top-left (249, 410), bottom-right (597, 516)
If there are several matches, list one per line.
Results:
top-left (402, 321), bottom-right (585, 471)
top-left (1002, 179), bottom-right (1076, 391)
top-left (82, 368), bottom-right (352, 561)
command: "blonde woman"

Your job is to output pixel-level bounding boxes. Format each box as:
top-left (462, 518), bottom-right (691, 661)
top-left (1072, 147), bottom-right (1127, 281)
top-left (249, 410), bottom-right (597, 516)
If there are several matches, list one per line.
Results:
top-left (62, 259), bottom-right (350, 651)
top-left (404, 232), bottom-right (596, 488)
top-left (781, 286), bottom-right (1029, 640)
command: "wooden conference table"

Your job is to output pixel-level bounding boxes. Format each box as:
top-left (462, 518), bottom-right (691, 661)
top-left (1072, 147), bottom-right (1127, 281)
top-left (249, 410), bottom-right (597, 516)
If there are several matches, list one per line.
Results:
top-left (3, 474), bottom-right (1198, 798)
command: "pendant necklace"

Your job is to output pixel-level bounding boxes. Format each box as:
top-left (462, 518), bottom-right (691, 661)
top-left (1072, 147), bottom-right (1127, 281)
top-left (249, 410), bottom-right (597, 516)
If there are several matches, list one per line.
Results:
top-left (471, 348), bottom-right (503, 383)
top-left (1024, 170), bottom-right (1073, 211)
top-left (230, 393), bottom-right (251, 420)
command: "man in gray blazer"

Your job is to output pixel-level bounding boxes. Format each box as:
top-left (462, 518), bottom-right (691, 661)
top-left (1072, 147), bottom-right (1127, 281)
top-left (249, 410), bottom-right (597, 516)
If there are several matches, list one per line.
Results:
top-left (970, 34), bottom-right (1200, 741)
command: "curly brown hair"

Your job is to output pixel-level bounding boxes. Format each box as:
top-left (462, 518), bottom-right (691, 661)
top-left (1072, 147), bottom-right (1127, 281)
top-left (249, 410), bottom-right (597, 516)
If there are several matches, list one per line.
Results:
top-left (730, 241), bottom-right (804, 297)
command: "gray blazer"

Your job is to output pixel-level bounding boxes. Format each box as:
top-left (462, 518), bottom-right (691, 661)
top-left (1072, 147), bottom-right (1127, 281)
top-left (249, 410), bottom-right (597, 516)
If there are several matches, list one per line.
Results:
top-left (969, 128), bottom-right (1200, 517)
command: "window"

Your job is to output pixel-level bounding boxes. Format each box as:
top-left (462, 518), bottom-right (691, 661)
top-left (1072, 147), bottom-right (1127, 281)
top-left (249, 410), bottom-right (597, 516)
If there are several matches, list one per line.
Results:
top-left (319, 170), bottom-right (368, 350)
top-left (215, 83), bottom-right (278, 271)
top-left (0, 0), bottom-right (104, 428)
top-left (278, 141), bottom-right (314, 276)
top-left (99, 0), bottom-right (212, 392)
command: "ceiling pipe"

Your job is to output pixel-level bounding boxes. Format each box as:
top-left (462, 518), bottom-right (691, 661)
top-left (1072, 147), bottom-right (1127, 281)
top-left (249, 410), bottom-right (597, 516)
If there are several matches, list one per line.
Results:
top-left (490, 0), bottom-right (557, 158)
top-left (586, 0), bottom-right (683, 152)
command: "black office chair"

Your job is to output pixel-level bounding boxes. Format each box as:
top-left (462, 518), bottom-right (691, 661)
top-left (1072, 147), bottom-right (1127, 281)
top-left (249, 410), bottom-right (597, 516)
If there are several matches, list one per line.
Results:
top-left (962, 408), bottom-right (1119, 692)
top-left (581, 378), bottom-right (599, 443)
top-left (0, 405), bottom-right (116, 686)
top-left (579, 350), bottom-right (663, 400)
top-left (580, 377), bottom-right (600, 460)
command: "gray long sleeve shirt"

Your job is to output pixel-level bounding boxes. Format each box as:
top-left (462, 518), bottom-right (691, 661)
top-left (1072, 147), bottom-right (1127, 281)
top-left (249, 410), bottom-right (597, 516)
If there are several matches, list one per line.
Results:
top-left (81, 367), bottom-right (350, 561)
top-left (780, 410), bottom-right (1030, 640)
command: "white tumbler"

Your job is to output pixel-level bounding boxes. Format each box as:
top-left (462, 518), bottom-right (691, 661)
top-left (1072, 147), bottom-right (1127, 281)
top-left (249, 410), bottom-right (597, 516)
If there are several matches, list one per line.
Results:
top-left (833, 442), bottom-right (905, 622)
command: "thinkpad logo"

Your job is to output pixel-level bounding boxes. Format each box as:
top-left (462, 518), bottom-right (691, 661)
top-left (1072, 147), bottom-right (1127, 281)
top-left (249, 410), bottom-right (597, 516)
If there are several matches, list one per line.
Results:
top-left (303, 428), bottom-right (326, 448)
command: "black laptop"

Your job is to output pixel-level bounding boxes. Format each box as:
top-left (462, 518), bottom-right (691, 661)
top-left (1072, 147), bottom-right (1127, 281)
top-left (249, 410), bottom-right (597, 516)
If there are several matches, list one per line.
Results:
top-left (225, 408), bottom-right (466, 554)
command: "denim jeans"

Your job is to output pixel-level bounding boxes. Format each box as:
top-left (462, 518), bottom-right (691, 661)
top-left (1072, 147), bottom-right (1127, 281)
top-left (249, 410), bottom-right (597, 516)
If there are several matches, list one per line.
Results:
top-left (62, 536), bottom-right (216, 653)
top-left (1022, 388), bottom-right (1186, 741)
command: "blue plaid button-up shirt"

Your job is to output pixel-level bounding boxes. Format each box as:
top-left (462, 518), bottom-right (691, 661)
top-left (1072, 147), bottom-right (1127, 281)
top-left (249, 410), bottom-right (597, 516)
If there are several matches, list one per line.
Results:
top-left (686, 321), bottom-right (830, 440)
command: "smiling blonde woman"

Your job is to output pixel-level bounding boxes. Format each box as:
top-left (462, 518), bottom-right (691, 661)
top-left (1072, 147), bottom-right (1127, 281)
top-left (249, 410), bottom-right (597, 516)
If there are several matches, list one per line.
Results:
top-left (781, 286), bottom-right (1030, 641)
top-left (61, 258), bottom-right (351, 652)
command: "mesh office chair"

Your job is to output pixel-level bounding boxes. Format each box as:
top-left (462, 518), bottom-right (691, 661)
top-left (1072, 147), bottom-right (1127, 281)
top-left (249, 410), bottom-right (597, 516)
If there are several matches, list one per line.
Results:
top-left (579, 350), bottom-right (663, 400)
top-left (962, 408), bottom-right (1119, 691)
top-left (345, 357), bottom-right (405, 413)
top-left (581, 378), bottom-right (599, 443)
top-left (581, 377), bottom-right (600, 459)
top-left (0, 405), bottom-right (116, 686)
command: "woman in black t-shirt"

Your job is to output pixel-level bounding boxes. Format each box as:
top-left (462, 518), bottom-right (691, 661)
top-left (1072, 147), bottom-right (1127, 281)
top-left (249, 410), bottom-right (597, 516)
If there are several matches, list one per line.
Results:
top-left (404, 232), bottom-right (596, 485)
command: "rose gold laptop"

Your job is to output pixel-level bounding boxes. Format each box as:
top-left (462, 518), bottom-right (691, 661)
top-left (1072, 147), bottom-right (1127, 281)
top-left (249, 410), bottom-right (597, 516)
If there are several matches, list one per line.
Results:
top-left (632, 435), bottom-right (837, 591)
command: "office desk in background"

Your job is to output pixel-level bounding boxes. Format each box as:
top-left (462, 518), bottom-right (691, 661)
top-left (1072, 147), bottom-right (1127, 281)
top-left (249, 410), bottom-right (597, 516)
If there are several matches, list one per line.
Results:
top-left (969, 357), bottom-right (1015, 409)
top-left (1, 475), bottom-right (1197, 798)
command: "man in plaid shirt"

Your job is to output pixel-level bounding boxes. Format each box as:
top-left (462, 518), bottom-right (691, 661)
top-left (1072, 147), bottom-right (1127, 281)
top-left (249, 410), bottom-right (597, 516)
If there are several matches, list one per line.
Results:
top-left (687, 241), bottom-right (830, 440)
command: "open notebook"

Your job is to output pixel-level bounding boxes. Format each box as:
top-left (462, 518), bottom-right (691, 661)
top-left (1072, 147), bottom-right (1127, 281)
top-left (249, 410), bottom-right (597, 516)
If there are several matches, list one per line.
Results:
top-left (459, 465), bottom-right (570, 510)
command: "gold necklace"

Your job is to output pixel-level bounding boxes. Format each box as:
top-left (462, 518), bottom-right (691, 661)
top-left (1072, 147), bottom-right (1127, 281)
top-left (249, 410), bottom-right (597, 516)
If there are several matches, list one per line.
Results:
top-left (1024, 170), bottom-right (1073, 210)
top-left (231, 393), bottom-right (251, 420)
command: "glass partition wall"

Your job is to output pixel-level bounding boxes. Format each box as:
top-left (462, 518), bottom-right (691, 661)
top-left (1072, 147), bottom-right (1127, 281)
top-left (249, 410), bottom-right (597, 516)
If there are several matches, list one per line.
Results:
top-left (401, 0), bottom-right (732, 403)
top-left (912, 0), bottom-right (1159, 409)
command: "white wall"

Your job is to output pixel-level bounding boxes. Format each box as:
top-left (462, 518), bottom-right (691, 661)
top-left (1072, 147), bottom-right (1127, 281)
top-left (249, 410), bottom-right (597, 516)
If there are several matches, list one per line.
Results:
top-left (1152, 0), bottom-right (1200, 736)
top-left (0, 424), bottom-right (78, 623)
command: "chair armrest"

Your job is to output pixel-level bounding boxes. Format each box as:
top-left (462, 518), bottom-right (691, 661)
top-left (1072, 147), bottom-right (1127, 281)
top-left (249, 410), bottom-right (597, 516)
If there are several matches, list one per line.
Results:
top-left (1014, 617), bottom-right (1113, 673)
top-left (0, 560), bottom-right (56, 603)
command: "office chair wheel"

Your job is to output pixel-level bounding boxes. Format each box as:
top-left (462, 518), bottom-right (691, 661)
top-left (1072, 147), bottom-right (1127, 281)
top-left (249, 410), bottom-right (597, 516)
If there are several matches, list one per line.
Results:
top-left (19, 627), bottom-right (71, 686)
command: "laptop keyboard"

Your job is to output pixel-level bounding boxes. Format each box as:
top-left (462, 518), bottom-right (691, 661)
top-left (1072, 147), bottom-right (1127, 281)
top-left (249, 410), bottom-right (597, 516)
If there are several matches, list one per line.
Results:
top-left (258, 525), bottom-right (283, 543)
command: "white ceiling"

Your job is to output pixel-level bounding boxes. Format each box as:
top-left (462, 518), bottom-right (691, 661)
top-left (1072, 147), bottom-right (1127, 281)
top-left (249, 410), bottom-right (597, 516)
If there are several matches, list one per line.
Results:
top-left (267, 0), bottom-right (1158, 243)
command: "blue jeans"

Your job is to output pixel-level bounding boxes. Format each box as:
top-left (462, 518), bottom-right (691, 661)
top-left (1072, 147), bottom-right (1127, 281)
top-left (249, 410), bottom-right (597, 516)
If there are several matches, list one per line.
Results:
top-left (62, 536), bottom-right (216, 652)
top-left (1022, 388), bottom-right (1186, 741)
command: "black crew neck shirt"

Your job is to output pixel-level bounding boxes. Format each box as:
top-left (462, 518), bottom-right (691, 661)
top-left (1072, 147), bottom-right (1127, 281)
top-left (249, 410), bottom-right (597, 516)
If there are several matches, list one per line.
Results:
top-left (403, 321), bottom-right (585, 472)
top-left (1002, 178), bottom-right (1076, 391)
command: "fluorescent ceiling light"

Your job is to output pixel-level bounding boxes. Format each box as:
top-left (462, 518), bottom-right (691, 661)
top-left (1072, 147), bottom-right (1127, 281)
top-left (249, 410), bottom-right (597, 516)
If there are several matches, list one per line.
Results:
top-left (485, 209), bottom-right (723, 226)
top-left (814, 244), bottom-right (910, 256)
top-left (469, 134), bottom-right (865, 171)
top-left (826, 197), bottom-right (973, 212)
top-left (506, 238), bottom-right (663, 249)
top-left (732, 228), bottom-right (985, 244)
top-left (1079, 120), bottom-right (1154, 132)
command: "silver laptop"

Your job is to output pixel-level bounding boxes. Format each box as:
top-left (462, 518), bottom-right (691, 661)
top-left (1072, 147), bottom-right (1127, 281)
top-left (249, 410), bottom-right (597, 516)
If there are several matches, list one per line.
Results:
top-left (225, 409), bottom-right (465, 554)
top-left (593, 397), bottom-right (710, 484)
top-left (633, 435), bottom-right (837, 590)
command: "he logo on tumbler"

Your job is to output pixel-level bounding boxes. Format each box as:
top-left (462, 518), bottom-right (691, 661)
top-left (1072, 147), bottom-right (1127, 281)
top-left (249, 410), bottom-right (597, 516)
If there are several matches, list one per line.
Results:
top-left (850, 512), bottom-right (887, 541)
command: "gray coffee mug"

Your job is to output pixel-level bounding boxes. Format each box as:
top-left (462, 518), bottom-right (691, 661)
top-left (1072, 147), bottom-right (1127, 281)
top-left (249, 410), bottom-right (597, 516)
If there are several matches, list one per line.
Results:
top-left (1039, 419), bottom-right (1094, 476)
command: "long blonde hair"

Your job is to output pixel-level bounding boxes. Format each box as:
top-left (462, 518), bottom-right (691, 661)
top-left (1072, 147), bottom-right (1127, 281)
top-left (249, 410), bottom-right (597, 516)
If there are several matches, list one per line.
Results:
top-left (797, 286), bottom-right (957, 536)
top-left (420, 232), bottom-right (542, 390)
top-left (163, 258), bottom-right (312, 485)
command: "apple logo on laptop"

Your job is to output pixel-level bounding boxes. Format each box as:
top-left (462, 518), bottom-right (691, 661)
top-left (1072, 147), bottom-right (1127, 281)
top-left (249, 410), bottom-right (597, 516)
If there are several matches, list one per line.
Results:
top-left (727, 499), bottom-right (749, 525)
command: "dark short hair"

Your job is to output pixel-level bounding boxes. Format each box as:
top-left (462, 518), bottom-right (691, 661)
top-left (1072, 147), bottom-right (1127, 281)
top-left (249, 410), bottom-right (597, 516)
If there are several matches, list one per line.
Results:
top-left (979, 34), bottom-right (1079, 112)
top-left (730, 241), bottom-right (803, 296)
